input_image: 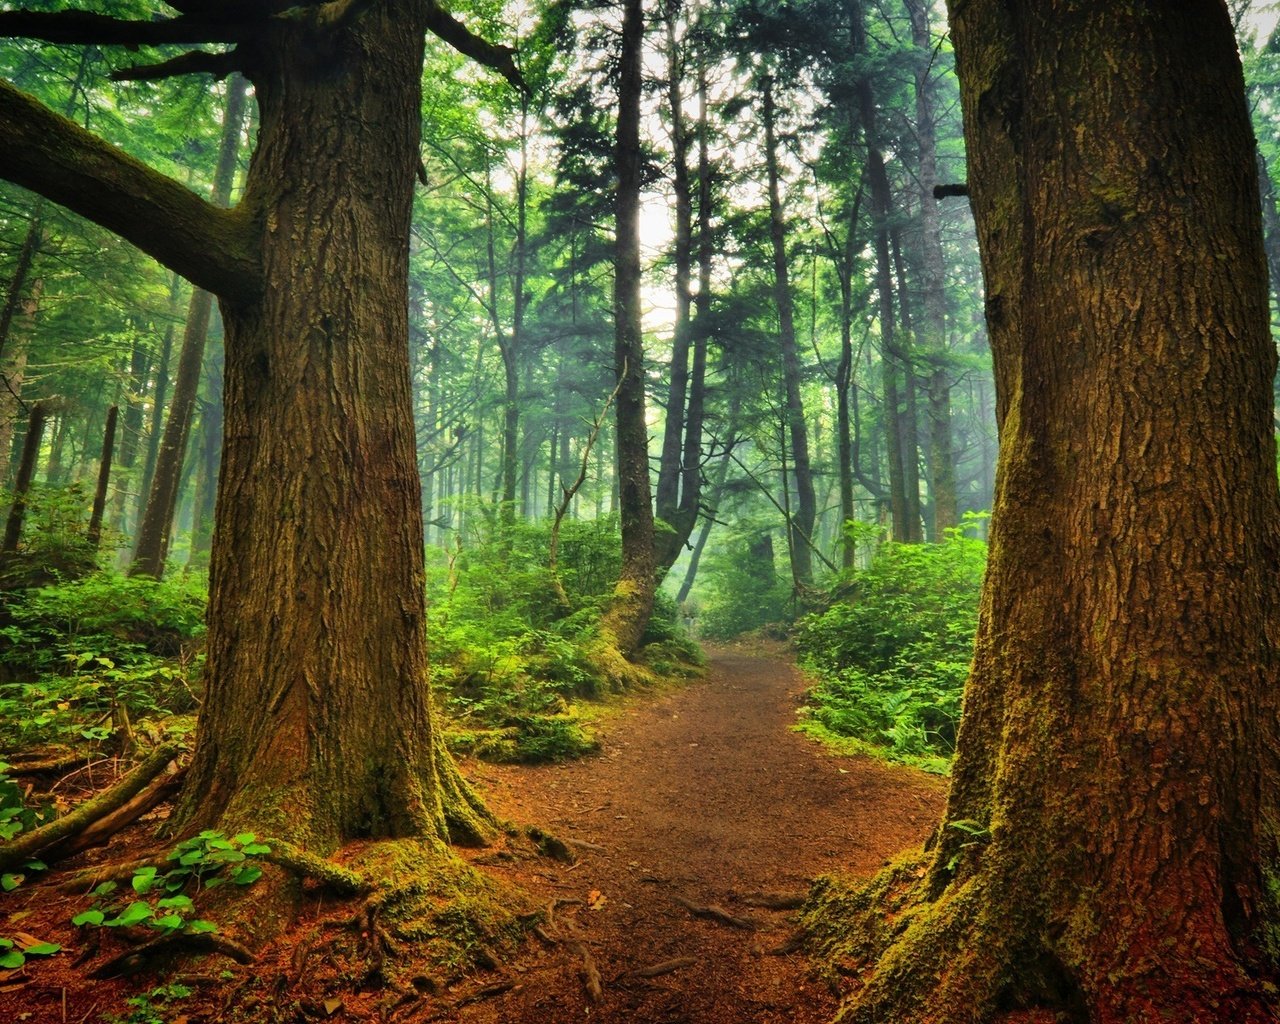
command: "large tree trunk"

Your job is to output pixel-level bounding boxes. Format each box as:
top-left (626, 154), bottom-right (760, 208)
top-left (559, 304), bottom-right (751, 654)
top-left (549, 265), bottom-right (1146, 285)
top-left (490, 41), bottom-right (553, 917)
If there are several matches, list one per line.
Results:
top-left (599, 0), bottom-right (657, 660)
top-left (761, 74), bottom-right (817, 583)
top-left (173, 9), bottom-right (488, 851)
top-left (813, 3), bottom-right (1280, 1021)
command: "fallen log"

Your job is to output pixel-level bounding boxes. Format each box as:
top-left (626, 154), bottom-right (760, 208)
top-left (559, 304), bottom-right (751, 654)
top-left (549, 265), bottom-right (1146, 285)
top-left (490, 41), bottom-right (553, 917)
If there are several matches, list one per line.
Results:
top-left (0, 743), bottom-right (183, 873)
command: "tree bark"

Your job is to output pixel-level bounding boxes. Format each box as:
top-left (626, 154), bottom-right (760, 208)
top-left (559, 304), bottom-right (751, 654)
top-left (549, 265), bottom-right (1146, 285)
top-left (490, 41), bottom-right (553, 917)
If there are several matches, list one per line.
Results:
top-left (599, 0), bottom-right (657, 658)
top-left (164, 8), bottom-right (492, 850)
top-left (821, 3), bottom-right (1280, 1021)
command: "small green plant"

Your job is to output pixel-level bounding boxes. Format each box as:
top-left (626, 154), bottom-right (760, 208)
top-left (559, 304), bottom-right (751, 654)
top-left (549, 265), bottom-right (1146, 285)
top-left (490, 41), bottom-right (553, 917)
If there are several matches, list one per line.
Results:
top-left (71, 832), bottom-right (270, 938)
top-left (105, 982), bottom-right (193, 1024)
top-left (944, 818), bottom-right (992, 872)
top-left (0, 762), bottom-right (54, 890)
top-left (795, 519), bottom-right (988, 769)
top-left (0, 933), bottom-right (61, 970)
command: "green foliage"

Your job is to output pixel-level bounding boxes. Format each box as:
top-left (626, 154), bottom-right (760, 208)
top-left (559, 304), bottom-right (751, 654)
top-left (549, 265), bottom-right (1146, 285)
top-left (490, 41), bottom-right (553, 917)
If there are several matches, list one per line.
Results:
top-left (795, 520), bottom-right (987, 769)
top-left (71, 832), bottom-right (267, 947)
top-left (697, 524), bottom-right (793, 639)
top-left (0, 570), bottom-right (206, 747)
top-left (0, 484), bottom-right (102, 589)
top-left (0, 762), bottom-right (54, 892)
top-left (104, 983), bottom-right (193, 1024)
top-left (0, 934), bottom-right (61, 971)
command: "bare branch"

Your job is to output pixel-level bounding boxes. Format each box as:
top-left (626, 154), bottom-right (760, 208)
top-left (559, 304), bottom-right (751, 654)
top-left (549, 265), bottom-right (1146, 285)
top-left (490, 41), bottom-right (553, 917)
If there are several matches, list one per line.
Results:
top-left (0, 10), bottom-right (242, 46)
top-left (0, 80), bottom-right (260, 302)
top-left (111, 48), bottom-right (243, 83)
top-left (421, 0), bottom-right (527, 93)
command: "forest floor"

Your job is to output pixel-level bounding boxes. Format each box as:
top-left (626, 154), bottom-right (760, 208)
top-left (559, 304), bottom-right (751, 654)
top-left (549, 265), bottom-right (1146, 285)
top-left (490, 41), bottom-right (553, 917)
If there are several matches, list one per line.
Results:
top-left (2, 640), bottom-right (947, 1023)
top-left (447, 639), bottom-right (946, 1024)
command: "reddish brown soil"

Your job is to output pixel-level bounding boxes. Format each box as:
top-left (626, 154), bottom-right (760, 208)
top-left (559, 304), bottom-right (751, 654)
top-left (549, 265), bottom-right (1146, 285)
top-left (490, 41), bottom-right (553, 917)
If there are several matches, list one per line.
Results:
top-left (450, 641), bottom-right (946, 1024)
top-left (1, 643), bottom-right (946, 1023)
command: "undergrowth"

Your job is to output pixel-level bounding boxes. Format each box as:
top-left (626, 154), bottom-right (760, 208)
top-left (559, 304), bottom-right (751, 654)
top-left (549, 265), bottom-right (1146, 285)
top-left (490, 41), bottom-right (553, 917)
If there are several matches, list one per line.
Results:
top-left (0, 490), bottom-right (699, 765)
top-left (793, 517), bottom-right (987, 773)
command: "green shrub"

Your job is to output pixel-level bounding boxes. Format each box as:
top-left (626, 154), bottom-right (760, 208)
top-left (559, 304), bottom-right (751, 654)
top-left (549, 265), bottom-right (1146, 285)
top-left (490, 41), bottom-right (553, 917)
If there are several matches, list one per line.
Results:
top-left (795, 519), bottom-right (987, 769)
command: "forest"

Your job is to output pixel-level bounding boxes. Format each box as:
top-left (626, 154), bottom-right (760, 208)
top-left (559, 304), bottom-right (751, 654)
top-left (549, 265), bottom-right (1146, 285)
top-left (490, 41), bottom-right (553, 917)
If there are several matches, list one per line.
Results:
top-left (0, 0), bottom-right (1278, 1022)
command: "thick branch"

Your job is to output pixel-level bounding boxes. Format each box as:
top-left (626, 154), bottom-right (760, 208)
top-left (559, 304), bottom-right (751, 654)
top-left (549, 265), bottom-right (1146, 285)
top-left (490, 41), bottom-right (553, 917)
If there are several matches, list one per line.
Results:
top-left (0, 80), bottom-right (260, 302)
top-left (0, 744), bottom-right (183, 873)
top-left (112, 48), bottom-right (243, 83)
top-left (0, 10), bottom-right (241, 46)
top-left (421, 0), bottom-right (526, 92)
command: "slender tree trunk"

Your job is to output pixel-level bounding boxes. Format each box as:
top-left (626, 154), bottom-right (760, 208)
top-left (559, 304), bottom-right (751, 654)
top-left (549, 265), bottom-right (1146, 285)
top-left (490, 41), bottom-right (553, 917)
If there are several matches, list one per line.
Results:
top-left (655, 6), bottom-right (695, 570)
top-left (0, 276), bottom-right (39, 488)
top-left (762, 74), bottom-right (817, 582)
top-left (2, 401), bottom-right (46, 554)
top-left (86, 405), bottom-right (117, 547)
top-left (891, 226), bottom-right (923, 538)
top-left (599, 0), bottom-right (658, 658)
top-left (139, 278), bottom-right (181, 525)
top-left (823, 3), bottom-right (1280, 1020)
top-left (132, 75), bottom-right (247, 578)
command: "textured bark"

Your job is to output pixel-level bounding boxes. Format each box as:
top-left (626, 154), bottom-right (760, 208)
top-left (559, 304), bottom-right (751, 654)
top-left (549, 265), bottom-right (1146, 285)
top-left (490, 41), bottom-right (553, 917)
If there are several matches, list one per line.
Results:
top-left (762, 75), bottom-right (817, 582)
top-left (168, 7), bottom-right (493, 850)
top-left (0, 274), bottom-right (39, 489)
top-left (825, 3), bottom-right (1280, 1021)
top-left (599, 0), bottom-right (657, 658)
top-left (131, 74), bottom-right (247, 578)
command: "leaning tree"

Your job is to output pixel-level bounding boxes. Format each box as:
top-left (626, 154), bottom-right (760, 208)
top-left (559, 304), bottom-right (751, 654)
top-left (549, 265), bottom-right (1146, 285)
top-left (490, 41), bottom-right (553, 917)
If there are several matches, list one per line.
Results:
top-left (0, 1), bottom-right (521, 856)
top-left (806, 1), bottom-right (1280, 1022)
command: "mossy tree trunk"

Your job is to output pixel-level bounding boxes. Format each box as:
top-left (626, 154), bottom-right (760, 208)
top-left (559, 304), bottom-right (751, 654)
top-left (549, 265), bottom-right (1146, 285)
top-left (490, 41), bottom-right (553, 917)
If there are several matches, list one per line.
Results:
top-left (0, 1), bottom-right (520, 857)
top-left (822, 3), bottom-right (1280, 1021)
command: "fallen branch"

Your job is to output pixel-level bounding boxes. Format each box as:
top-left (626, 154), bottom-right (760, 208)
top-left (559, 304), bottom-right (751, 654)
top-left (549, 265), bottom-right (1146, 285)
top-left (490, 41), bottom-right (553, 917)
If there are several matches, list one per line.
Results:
top-left (456, 980), bottom-right (520, 1008)
top-left (45, 767), bottom-right (186, 861)
top-left (672, 895), bottom-right (758, 931)
top-left (633, 956), bottom-right (697, 978)
top-left (3, 749), bottom-right (86, 775)
top-left (0, 743), bottom-right (183, 873)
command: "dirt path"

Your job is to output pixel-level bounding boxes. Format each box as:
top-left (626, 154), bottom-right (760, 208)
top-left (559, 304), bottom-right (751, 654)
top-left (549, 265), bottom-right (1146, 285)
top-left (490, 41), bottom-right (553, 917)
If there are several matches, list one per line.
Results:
top-left (455, 643), bottom-right (947, 1024)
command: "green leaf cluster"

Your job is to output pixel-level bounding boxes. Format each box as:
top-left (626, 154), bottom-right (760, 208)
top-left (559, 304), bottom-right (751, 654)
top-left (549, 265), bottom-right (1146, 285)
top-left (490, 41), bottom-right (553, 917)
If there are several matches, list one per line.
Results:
top-left (794, 521), bottom-right (987, 769)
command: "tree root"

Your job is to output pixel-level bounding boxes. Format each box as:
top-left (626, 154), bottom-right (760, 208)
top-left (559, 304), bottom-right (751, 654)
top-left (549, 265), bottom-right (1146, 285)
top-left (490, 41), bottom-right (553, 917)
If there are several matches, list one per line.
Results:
top-left (434, 743), bottom-right (501, 846)
top-left (88, 930), bottom-right (255, 979)
top-left (672, 895), bottom-right (759, 930)
top-left (632, 956), bottom-right (697, 978)
top-left (262, 838), bottom-right (371, 896)
top-left (0, 743), bottom-right (183, 872)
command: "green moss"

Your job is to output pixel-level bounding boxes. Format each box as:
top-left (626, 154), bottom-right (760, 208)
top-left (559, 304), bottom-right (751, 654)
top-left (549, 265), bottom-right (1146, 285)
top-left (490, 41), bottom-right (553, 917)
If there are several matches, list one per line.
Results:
top-left (345, 840), bottom-right (534, 978)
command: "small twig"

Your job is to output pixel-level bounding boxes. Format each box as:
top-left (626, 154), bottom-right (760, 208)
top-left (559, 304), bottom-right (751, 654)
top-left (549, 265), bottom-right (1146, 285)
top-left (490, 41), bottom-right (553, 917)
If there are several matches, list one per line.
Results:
top-left (563, 838), bottom-right (607, 854)
top-left (455, 980), bottom-right (519, 1008)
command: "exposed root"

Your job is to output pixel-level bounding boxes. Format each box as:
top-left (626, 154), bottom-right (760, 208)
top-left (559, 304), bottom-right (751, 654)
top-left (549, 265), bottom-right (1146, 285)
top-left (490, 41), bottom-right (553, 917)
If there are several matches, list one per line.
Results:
top-left (632, 956), bottom-right (698, 978)
top-left (434, 743), bottom-right (501, 846)
top-left (672, 894), bottom-right (759, 930)
top-left (88, 930), bottom-right (256, 979)
top-left (576, 940), bottom-right (603, 1002)
top-left (262, 838), bottom-right (371, 895)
